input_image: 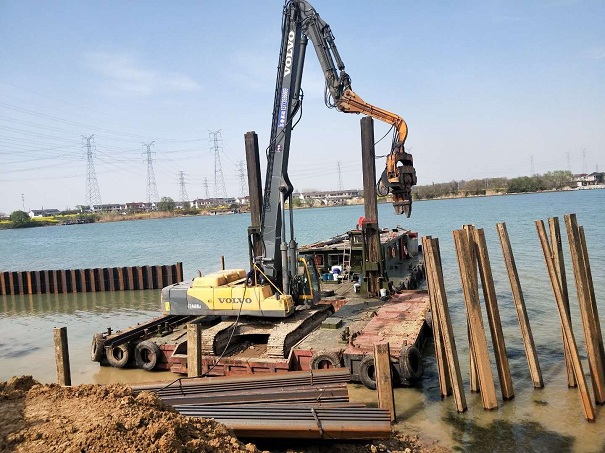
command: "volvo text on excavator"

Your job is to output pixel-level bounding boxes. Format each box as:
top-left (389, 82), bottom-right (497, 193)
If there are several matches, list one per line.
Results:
top-left (161, 0), bottom-right (417, 320)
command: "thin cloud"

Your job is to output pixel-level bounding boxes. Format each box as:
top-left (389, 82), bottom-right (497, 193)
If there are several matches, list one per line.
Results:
top-left (85, 52), bottom-right (201, 95)
top-left (227, 50), bottom-right (328, 102)
top-left (581, 47), bottom-right (605, 60)
top-left (487, 0), bottom-right (529, 23)
top-left (227, 51), bottom-right (276, 93)
top-left (491, 14), bottom-right (529, 22)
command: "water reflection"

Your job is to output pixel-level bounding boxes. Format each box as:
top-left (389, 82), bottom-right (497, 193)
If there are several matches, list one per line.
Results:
top-left (445, 415), bottom-right (575, 453)
top-left (0, 290), bottom-right (162, 385)
top-left (0, 289), bottom-right (160, 317)
top-left (1, 193), bottom-right (604, 453)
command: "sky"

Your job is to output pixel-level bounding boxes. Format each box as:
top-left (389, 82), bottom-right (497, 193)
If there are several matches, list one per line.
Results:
top-left (0, 0), bottom-right (603, 214)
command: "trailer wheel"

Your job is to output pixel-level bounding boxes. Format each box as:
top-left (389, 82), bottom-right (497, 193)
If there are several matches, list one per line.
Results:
top-left (90, 334), bottom-right (105, 362)
top-left (106, 343), bottom-right (131, 368)
top-left (135, 340), bottom-right (161, 371)
top-left (399, 345), bottom-right (423, 381)
top-left (359, 355), bottom-right (377, 390)
top-left (310, 351), bottom-right (342, 369)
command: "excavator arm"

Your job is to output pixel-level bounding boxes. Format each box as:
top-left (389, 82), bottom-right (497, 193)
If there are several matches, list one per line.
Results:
top-left (259, 0), bottom-right (417, 297)
top-left (293, 0), bottom-right (416, 216)
top-left (336, 89), bottom-right (416, 216)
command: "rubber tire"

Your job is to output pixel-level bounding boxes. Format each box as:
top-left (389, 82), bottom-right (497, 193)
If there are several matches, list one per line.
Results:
top-left (106, 343), bottom-right (131, 368)
top-left (310, 351), bottom-right (342, 370)
top-left (399, 345), bottom-right (423, 381)
top-left (90, 334), bottom-right (105, 362)
top-left (359, 355), bottom-right (377, 390)
top-left (134, 340), bottom-right (161, 371)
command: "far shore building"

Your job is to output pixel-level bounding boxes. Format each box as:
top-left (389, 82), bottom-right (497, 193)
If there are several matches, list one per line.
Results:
top-left (124, 202), bottom-right (153, 212)
top-left (191, 197), bottom-right (237, 209)
top-left (574, 172), bottom-right (605, 188)
top-left (298, 189), bottom-right (363, 206)
top-left (29, 208), bottom-right (61, 218)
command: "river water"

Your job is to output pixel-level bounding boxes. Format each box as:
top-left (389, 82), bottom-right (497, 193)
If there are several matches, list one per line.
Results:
top-left (1, 190), bottom-right (604, 452)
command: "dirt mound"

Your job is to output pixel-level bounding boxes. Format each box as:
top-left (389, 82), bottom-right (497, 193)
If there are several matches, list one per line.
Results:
top-left (0, 376), bottom-right (261, 453)
top-left (0, 376), bottom-right (37, 399)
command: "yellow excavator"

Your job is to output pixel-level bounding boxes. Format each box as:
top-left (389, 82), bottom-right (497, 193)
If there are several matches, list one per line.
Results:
top-left (161, 0), bottom-right (417, 320)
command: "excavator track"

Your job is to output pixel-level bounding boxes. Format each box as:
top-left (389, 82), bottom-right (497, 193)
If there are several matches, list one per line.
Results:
top-left (199, 305), bottom-right (334, 359)
top-left (201, 321), bottom-right (238, 356)
top-left (266, 305), bottom-right (333, 358)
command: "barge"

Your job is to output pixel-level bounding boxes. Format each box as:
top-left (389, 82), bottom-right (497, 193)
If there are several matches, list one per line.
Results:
top-left (91, 226), bottom-right (430, 389)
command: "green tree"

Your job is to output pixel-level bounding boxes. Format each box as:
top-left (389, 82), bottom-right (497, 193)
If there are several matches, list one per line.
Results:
top-left (10, 210), bottom-right (32, 227)
top-left (304, 198), bottom-right (316, 208)
top-left (157, 197), bottom-right (176, 212)
top-left (507, 176), bottom-right (543, 193)
top-left (543, 170), bottom-right (573, 190)
top-left (463, 179), bottom-right (486, 196)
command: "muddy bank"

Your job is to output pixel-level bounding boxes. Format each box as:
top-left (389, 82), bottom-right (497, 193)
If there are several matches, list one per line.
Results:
top-left (0, 377), bottom-right (446, 453)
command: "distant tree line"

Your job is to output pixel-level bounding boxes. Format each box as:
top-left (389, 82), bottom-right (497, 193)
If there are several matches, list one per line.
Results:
top-left (412, 170), bottom-right (574, 200)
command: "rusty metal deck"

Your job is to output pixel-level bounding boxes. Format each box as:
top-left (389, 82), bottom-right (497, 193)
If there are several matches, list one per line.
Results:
top-left (292, 290), bottom-right (431, 372)
top-left (344, 291), bottom-right (430, 356)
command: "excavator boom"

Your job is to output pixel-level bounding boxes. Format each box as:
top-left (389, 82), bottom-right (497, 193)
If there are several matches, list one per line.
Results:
top-left (258, 0), bottom-right (418, 293)
top-left (163, 0), bottom-right (417, 320)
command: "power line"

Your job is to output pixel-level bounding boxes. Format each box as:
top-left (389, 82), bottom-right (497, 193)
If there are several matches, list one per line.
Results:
top-left (237, 160), bottom-right (247, 197)
top-left (204, 177), bottom-right (210, 199)
top-left (178, 171), bottom-right (189, 203)
top-left (143, 141), bottom-right (159, 203)
top-left (83, 134), bottom-right (102, 207)
top-left (209, 130), bottom-right (228, 198)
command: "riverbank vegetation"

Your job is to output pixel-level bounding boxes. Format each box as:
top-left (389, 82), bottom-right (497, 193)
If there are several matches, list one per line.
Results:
top-left (412, 170), bottom-right (574, 200)
top-left (0, 210), bottom-right (96, 230)
top-left (0, 171), bottom-right (581, 229)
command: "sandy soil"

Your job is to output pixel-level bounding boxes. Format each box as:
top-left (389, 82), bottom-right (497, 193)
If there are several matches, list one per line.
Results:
top-left (0, 376), bottom-right (448, 453)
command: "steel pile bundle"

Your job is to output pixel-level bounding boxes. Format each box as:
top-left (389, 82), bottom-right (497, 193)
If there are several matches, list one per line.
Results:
top-left (141, 383), bottom-right (349, 406)
top-left (172, 404), bottom-right (392, 439)
top-left (133, 368), bottom-right (350, 398)
top-left (133, 369), bottom-right (391, 439)
top-left (134, 369), bottom-right (350, 406)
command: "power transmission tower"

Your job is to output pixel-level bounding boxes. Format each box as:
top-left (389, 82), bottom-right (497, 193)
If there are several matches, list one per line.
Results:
top-left (337, 161), bottom-right (343, 191)
top-left (237, 160), bottom-right (247, 197)
top-left (209, 130), bottom-right (228, 199)
top-left (204, 177), bottom-right (210, 199)
top-left (582, 148), bottom-right (587, 173)
top-left (567, 152), bottom-right (571, 172)
top-left (530, 154), bottom-right (534, 175)
top-left (143, 141), bottom-right (159, 204)
top-left (178, 171), bottom-right (189, 203)
top-left (83, 134), bottom-right (102, 208)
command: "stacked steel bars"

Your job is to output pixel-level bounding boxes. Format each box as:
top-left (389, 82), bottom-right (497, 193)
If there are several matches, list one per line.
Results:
top-left (173, 404), bottom-right (392, 439)
top-left (133, 369), bottom-right (392, 439)
top-left (133, 368), bottom-right (350, 406)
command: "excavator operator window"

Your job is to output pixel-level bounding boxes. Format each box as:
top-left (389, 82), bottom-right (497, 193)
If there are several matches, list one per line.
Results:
top-left (303, 255), bottom-right (321, 303)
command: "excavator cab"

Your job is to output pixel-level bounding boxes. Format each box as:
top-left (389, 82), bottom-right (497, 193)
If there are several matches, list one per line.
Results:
top-left (291, 255), bottom-right (321, 305)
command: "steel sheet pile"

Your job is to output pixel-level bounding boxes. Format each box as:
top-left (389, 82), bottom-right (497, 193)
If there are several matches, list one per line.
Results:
top-left (133, 369), bottom-right (391, 439)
